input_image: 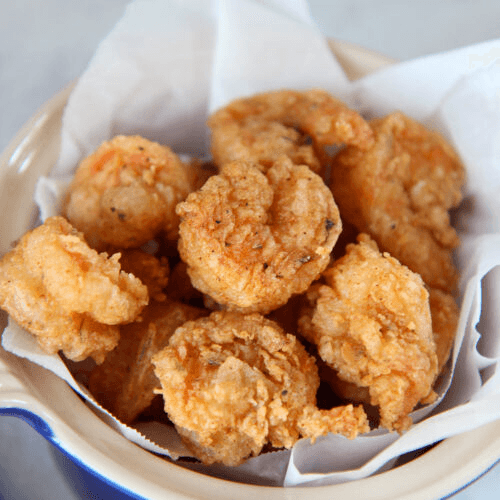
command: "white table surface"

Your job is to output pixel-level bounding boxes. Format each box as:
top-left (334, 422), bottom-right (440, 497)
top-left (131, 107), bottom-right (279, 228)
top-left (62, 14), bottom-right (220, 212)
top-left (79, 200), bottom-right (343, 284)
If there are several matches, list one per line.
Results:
top-left (1, 1), bottom-right (499, 499)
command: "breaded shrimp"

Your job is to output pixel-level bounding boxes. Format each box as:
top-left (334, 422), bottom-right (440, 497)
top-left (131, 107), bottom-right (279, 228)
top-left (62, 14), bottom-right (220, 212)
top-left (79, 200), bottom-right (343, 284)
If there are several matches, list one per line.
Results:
top-left (209, 118), bottom-right (322, 173)
top-left (152, 311), bottom-right (368, 466)
top-left (176, 156), bottom-right (342, 314)
top-left (330, 112), bottom-right (465, 292)
top-left (208, 89), bottom-right (374, 174)
top-left (316, 288), bottom-right (459, 417)
top-left (63, 135), bottom-right (196, 249)
top-left (0, 217), bottom-right (148, 362)
top-left (298, 234), bottom-right (438, 431)
top-left (317, 288), bottom-right (459, 410)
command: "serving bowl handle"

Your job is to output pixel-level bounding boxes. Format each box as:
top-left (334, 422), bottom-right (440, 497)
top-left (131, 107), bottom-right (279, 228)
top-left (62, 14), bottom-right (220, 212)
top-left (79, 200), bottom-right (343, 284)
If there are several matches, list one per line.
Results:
top-left (0, 311), bottom-right (55, 442)
top-left (0, 368), bottom-right (53, 442)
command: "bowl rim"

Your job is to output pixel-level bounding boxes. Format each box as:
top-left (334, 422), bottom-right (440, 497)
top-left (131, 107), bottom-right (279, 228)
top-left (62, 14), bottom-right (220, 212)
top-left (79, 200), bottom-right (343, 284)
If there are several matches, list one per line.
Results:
top-left (1, 39), bottom-right (500, 500)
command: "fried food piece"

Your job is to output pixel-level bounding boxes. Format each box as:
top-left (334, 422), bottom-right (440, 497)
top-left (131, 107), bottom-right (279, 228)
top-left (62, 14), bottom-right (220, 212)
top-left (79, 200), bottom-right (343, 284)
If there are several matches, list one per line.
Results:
top-left (318, 289), bottom-right (459, 409)
top-left (118, 249), bottom-right (169, 302)
top-left (0, 217), bottom-right (148, 362)
top-left (176, 156), bottom-right (342, 314)
top-left (297, 405), bottom-right (370, 442)
top-left (152, 311), bottom-right (368, 466)
top-left (63, 135), bottom-right (196, 249)
top-left (330, 112), bottom-right (465, 292)
top-left (429, 287), bottom-right (459, 373)
top-left (208, 89), bottom-right (374, 174)
top-left (209, 118), bottom-right (322, 173)
top-left (88, 300), bottom-right (206, 423)
top-left (298, 234), bottom-right (438, 431)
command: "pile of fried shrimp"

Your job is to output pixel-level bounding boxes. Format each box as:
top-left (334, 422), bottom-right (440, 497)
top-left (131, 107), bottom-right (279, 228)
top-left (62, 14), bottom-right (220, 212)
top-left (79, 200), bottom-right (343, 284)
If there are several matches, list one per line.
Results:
top-left (0, 89), bottom-right (465, 467)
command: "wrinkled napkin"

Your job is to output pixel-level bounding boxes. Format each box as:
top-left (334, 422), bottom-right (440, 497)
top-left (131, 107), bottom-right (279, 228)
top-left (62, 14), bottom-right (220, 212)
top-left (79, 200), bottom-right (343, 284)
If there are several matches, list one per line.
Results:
top-left (3, 0), bottom-right (500, 488)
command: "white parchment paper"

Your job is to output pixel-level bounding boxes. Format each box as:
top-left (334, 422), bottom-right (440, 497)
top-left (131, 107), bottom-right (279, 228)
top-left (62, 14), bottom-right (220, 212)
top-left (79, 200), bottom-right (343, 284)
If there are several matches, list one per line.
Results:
top-left (2, 0), bottom-right (500, 488)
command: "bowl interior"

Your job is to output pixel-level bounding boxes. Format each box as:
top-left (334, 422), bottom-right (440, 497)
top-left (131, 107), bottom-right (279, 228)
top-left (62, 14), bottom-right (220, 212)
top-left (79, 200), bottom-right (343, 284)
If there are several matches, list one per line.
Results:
top-left (0, 40), bottom-right (499, 500)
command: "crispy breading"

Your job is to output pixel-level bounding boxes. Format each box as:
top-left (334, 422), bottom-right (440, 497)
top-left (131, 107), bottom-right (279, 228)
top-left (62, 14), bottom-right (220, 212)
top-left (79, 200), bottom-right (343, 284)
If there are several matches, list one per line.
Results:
top-left (299, 234), bottom-right (438, 431)
top-left (330, 112), bottom-right (465, 292)
top-left (152, 311), bottom-right (367, 465)
top-left (208, 89), bottom-right (374, 175)
top-left (63, 135), bottom-right (197, 249)
top-left (176, 156), bottom-right (341, 314)
top-left (209, 118), bottom-right (322, 173)
top-left (0, 217), bottom-right (148, 362)
top-left (297, 405), bottom-right (370, 442)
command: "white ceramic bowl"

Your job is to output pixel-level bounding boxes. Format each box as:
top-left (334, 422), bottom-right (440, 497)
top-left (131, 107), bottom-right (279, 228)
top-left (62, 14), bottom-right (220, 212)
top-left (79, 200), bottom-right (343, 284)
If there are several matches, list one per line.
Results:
top-left (1, 40), bottom-right (500, 500)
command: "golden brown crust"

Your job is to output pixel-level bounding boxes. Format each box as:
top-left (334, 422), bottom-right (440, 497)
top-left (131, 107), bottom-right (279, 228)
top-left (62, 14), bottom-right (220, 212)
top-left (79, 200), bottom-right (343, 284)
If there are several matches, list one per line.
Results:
top-left (152, 310), bottom-right (368, 465)
top-left (297, 404), bottom-right (370, 442)
top-left (299, 234), bottom-right (438, 431)
top-left (0, 216), bottom-right (148, 362)
top-left (208, 89), bottom-right (374, 175)
top-left (152, 311), bottom-right (320, 465)
top-left (176, 157), bottom-right (341, 313)
top-left (209, 118), bottom-right (322, 173)
top-left (330, 112), bottom-right (465, 292)
top-left (63, 135), bottom-right (196, 248)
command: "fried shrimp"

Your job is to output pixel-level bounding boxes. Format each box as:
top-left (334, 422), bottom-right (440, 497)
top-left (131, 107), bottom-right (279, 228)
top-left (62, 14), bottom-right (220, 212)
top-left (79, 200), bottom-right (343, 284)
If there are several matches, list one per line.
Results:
top-left (152, 311), bottom-right (368, 466)
top-left (330, 112), bottom-right (465, 292)
top-left (0, 217), bottom-right (148, 362)
top-left (298, 234), bottom-right (438, 432)
top-left (88, 300), bottom-right (206, 424)
top-left (209, 118), bottom-right (322, 173)
top-left (63, 135), bottom-right (196, 249)
top-left (208, 89), bottom-right (374, 173)
top-left (176, 156), bottom-right (342, 314)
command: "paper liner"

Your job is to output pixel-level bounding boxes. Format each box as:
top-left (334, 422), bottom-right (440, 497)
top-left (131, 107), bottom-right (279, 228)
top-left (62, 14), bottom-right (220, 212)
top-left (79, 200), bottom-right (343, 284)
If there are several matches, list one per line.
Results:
top-left (2, 0), bottom-right (500, 488)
